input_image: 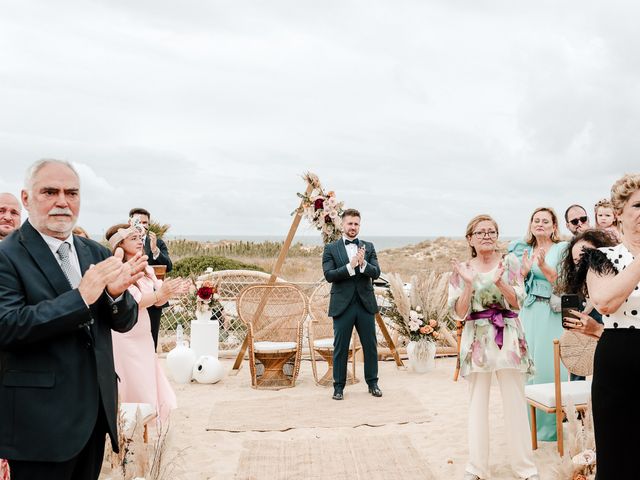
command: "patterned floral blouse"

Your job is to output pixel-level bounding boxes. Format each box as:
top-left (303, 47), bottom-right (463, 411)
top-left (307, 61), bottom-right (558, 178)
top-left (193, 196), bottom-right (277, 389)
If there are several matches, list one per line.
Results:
top-left (448, 253), bottom-right (535, 379)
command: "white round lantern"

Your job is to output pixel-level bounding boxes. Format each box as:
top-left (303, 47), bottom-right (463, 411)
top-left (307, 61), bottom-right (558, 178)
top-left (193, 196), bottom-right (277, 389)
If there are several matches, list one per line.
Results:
top-left (192, 355), bottom-right (225, 384)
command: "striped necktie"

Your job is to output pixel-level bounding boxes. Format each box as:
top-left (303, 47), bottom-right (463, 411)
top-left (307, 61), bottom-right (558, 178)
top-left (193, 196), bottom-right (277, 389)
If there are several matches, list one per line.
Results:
top-left (57, 241), bottom-right (82, 288)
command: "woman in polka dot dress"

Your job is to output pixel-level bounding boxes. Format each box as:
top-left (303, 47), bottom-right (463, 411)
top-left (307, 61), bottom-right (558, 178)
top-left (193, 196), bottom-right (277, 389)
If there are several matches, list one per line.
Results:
top-left (585, 173), bottom-right (640, 479)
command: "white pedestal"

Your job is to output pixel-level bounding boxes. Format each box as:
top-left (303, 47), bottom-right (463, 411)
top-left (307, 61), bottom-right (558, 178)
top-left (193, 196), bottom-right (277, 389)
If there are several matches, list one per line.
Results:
top-left (190, 320), bottom-right (220, 360)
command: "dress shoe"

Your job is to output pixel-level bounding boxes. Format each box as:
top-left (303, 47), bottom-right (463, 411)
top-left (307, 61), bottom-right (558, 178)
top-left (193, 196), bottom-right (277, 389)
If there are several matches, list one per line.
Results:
top-left (368, 384), bottom-right (382, 397)
top-left (332, 389), bottom-right (344, 400)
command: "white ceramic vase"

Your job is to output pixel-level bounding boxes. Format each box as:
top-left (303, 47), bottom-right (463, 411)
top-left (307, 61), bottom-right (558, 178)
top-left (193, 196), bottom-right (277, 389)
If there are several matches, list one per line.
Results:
top-left (192, 355), bottom-right (225, 384)
top-left (166, 325), bottom-right (196, 383)
top-left (407, 340), bottom-right (436, 373)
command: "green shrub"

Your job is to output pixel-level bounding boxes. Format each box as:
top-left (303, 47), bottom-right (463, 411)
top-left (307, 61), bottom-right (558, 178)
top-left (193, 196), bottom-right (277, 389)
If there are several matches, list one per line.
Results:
top-left (167, 255), bottom-right (265, 278)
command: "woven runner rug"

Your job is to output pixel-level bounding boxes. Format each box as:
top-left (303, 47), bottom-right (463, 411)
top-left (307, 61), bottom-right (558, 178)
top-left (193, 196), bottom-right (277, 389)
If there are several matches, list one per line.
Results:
top-left (235, 434), bottom-right (434, 479)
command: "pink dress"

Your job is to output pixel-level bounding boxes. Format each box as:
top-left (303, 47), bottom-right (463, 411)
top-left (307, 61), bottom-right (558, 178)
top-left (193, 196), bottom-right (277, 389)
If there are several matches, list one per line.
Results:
top-left (112, 267), bottom-right (177, 424)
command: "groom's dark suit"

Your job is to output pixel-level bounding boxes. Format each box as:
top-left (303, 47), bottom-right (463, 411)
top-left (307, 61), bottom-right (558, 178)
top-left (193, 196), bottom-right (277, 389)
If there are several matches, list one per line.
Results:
top-left (144, 235), bottom-right (172, 349)
top-left (0, 220), bottom-right (138, 469)
top-left (322, 238), bottom-right (380, 390)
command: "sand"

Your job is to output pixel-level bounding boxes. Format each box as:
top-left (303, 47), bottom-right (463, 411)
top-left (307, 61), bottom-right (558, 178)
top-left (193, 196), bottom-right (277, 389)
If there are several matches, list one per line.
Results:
top-left (148, 356), bottom-right (562, 480)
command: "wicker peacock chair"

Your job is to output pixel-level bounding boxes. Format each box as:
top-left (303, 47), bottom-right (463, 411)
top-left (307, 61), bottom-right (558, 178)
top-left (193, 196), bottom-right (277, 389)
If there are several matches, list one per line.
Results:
top-left (237, 284), bottom-right (307, 389)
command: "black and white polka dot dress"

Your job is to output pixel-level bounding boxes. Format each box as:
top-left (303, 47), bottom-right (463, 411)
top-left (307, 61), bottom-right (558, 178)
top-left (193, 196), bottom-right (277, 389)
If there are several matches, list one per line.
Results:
top-left (590, 243), bottom-right (640, 479)
top-left (600, 244), bottom-right (640, 329)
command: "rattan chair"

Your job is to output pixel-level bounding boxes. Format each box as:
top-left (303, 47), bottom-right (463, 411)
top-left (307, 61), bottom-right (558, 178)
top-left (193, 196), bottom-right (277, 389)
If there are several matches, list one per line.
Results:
top-left (525, 336), bottom-right (594, 456)
top-left (308, 282), bottom-right (360, 387)
top-left (237, 284), bottom-right (307, 390)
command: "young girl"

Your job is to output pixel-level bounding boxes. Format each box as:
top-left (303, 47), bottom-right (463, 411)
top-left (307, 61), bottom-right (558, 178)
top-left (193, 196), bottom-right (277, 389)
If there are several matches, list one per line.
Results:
top-left (594, 198), bottom-right (621, 243)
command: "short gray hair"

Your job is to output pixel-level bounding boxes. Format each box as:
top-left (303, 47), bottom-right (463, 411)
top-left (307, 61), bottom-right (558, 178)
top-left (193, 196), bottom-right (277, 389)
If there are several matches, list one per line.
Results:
top-left (24, 159), bottom-right (80, 192)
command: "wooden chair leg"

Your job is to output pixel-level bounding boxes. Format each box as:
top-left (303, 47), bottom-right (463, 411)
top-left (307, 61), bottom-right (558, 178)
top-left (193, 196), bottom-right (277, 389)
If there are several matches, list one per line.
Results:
top-left (529, 405), bottom-right (538, 450)
top-left (557, 408), bottom-right (564, 456)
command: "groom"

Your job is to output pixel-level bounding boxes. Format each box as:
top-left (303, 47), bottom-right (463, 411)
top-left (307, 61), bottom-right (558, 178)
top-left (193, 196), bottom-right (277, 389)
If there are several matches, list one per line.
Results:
top-left (322, 208), bottom-right (382, 400)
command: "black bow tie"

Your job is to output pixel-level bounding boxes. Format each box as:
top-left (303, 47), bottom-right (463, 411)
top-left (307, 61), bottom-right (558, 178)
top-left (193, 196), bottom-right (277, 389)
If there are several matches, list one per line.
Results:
top-left (345, 239), bottom-right (359, 246)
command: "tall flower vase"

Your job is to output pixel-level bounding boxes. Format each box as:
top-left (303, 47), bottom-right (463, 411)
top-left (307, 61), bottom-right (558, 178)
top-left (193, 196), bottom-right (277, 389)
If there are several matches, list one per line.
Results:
top-left (407, 340), bottom-right (436, 373)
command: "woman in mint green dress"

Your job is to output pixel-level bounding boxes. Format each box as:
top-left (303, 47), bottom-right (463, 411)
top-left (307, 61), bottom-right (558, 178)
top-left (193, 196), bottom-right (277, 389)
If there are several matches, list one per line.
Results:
top-left (510, 207), bottom-right (568, 442)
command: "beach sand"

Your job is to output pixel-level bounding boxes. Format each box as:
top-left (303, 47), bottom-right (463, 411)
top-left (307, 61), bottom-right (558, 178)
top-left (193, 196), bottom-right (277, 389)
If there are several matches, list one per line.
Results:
top-left (145, 356), bottom-right (561, 480)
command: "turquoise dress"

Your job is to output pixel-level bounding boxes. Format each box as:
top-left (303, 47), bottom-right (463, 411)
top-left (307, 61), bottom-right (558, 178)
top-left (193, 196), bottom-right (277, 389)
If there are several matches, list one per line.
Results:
top-left (510, 240), bottom-right (568, 441)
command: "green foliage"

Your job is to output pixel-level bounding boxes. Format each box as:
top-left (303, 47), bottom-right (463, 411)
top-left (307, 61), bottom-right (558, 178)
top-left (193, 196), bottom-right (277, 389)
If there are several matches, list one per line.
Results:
top-left (167, 255), bottom-right (265, 278)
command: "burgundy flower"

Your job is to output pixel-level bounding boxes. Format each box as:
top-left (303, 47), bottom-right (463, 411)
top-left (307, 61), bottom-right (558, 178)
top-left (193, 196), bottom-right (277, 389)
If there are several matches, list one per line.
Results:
top-left (314, 198), bottom-right (324, 210)
top-left (197, 286), bottom-right (214, 301)
top-left (324, 215), bottom-right (332, 223)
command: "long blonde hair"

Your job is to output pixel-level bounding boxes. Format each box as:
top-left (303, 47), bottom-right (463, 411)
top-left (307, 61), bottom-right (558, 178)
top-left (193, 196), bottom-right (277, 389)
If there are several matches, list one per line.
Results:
top-left (524, 207), bottom-right (560, 247)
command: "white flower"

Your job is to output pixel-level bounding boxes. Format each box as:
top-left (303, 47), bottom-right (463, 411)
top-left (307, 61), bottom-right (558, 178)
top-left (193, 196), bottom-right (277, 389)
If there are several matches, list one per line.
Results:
top-left (415, 305), bottom-right (422, 313)
top-left (409, 320), bottom-right (421, 332)
top-left (409, 310), bottom-right (419, 322)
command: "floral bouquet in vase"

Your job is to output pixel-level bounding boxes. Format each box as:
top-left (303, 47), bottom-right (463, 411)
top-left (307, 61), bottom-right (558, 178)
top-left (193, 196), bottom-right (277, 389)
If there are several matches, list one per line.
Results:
top-left (194, 276), bottom-right (222, 322)
top-left (386, 272), bottom-right (451, 371)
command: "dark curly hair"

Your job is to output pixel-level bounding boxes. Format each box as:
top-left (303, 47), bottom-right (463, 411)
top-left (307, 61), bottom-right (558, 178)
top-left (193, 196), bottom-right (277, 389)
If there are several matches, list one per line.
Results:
top-left (556, 229), bottom-right (616, 298)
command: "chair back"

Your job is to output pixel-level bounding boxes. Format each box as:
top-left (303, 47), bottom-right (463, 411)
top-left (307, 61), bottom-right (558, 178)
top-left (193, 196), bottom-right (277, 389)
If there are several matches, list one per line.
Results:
top-left (308, 282), bottom-right (333, 341)
top-left (559, 330), bottom-right (596, 377)
top-left (237, 284), bottom-right (307, 343)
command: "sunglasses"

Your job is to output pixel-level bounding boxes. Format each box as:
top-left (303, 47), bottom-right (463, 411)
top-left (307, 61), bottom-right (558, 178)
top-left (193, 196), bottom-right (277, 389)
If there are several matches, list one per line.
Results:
top-left (569, 216), bottom-right (588, 226)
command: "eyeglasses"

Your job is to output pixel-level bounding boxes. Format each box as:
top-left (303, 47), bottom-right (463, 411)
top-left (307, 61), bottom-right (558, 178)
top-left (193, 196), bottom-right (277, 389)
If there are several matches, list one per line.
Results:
top-left (569, 216), bottom-right (588, 226)
top-left (471, 230), bottom-right (498, 239)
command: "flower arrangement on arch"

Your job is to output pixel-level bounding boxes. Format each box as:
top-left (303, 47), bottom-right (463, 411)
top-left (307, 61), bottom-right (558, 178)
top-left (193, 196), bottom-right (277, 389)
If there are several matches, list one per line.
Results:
top-left (295, 172), bottom-right (345, 244)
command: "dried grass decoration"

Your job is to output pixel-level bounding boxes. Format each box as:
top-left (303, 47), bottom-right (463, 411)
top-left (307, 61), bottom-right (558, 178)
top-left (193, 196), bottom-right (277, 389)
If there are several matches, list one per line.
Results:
top-left (385, 271), bottom-right (453, 361)
top-left (559, 330), bottom-right (597, 378)
top-left (294, 172), bottom-right (344, 244)
top-left (551, 399), bottom-right (597, 480)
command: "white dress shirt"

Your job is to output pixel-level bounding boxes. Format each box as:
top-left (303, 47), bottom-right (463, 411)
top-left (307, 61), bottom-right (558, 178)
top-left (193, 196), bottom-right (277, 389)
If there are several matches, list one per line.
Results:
top-left (343, 236), bottom-right (367, 276)
top-left (39, 232), bottom-right (82, 278)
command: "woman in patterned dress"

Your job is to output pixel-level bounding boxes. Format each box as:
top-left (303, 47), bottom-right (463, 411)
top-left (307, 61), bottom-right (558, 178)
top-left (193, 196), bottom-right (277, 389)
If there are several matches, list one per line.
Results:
top-left (450, 214), bottom-right (538, 480)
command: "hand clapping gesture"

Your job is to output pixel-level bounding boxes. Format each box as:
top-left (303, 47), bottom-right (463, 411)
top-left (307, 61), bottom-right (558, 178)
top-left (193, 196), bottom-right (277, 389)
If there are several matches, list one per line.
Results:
top-left (451, 259), bottom-right (475, 286)
top-left (155, 278), bottom-right (191, 304)
top-left (492, 261), bottom-right (505, 285)
top-left (79, 248), bottom-right (148, 305)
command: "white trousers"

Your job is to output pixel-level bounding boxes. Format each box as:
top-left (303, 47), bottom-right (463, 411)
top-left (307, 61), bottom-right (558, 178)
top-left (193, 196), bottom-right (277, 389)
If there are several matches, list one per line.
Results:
top-left (466, 369), bottom-right (538, 479)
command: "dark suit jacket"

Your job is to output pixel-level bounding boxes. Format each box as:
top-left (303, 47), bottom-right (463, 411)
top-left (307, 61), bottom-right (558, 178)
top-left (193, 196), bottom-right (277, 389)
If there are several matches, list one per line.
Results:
top-left (144, 236), bottom-right (172, 272)
top-left (0, 220), bottom-right (138, 462)
top-left (322, 239), bottom-right (381, 318)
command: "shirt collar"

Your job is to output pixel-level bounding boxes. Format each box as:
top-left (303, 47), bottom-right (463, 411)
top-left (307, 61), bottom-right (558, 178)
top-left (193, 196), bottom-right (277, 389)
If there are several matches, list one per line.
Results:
top-left (38, 231), bottom-right (75, 254)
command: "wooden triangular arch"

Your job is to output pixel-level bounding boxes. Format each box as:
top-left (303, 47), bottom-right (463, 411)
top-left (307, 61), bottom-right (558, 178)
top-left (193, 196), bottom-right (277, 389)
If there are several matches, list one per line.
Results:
top-left (232, 174), bottom-right (403, 371)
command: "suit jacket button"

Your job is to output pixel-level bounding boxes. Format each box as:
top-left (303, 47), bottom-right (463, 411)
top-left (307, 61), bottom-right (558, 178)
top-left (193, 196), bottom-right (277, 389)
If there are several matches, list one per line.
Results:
top-left (112, 306), bottom-right (118, 314)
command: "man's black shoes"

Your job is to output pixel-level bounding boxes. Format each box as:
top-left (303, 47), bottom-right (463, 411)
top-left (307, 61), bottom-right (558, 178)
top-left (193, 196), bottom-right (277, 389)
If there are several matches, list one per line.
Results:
top-left (332, 388), bottom-right (344, 400)
top-left (368, 384), bottom-right (382, 397)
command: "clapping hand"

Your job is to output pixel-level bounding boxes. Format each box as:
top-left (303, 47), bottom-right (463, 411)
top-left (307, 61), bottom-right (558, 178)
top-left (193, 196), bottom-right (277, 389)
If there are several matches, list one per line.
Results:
top-left (106, 249), bottom-right (148, 298)
top-left (451, 259), bottom-right (475, 285)
top-left (156, 278), bottom-right (191, 304)
top-left (535, 247), bottom-right (547, 267)
top-left (148, 231), bottom-right (159, 254)
top-left (492, 261), bottom-right (505, 285)
top-left (357, 246), bottom-right (366, 267)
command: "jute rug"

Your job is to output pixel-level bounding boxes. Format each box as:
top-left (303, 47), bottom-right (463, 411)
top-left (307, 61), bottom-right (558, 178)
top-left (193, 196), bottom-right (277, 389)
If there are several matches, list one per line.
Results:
top-left (235, 434), bottom-right (434, 479)
top-left (207, 389), bottom-right (430, 432)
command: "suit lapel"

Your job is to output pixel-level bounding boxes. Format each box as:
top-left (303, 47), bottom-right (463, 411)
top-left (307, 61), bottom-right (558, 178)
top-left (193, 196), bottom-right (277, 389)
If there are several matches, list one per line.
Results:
top-left (19, 220), bottom-right (71, 297)
top-left (336, 239), bottom-right (349, 266)
top-left (74, 236), bottom-right (94, 275)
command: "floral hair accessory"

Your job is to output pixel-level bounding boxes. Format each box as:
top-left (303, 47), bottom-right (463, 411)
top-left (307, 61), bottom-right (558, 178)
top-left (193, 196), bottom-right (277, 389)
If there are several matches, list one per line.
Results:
top-left (108, 225), bottom-right (141, 249)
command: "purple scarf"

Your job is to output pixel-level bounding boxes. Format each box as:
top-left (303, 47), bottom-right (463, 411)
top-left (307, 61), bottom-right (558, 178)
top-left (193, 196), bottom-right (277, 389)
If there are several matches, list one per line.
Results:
top-left (467, 304), bottom-right (518, 349)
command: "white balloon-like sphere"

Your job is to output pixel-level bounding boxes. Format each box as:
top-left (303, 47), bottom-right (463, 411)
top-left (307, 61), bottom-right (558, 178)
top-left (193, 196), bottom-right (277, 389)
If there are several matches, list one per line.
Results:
top-left (192, 355), bottom-right (225, 384)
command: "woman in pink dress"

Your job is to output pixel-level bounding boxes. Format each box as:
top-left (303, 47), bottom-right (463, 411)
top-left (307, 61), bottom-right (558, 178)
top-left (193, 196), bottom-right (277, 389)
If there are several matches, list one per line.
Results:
top-left (105, 223), bottom-right (189, 425)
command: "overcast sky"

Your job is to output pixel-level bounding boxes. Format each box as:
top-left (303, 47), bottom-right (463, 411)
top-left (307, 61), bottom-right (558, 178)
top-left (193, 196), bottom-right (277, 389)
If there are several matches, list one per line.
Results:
top-left (1, 1), bottom-right (638, 239)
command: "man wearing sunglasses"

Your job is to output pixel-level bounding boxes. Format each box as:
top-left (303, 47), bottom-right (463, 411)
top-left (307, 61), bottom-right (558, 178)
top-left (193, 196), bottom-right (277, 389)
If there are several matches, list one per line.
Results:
top-left (564, 204), bottom-right (591, 236)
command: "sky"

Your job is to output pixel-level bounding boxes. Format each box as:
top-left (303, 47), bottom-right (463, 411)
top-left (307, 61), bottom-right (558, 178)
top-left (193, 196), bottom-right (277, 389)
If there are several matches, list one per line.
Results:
top-left (1, 0), bottom-right (639, 239)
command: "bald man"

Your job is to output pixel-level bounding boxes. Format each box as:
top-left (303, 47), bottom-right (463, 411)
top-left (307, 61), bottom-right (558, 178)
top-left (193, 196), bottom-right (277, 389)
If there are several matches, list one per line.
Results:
top-left (0, 193), bottom-right (21, 241)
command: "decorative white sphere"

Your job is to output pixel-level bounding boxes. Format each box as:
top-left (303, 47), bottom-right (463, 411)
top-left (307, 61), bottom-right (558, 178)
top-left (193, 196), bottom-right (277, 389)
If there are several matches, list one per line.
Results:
top-left (166, 341), bottom-right (196, 384)
top-left (192, 355), bottom-right (225, 384)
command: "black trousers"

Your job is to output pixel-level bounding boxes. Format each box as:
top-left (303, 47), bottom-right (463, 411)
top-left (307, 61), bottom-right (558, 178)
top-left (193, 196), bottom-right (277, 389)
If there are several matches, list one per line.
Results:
top-left (592, 329), bottom-right (640, 479)
top-left (149, 306), bottom-right (162, 350)
top-left (332, 296), bottom-right (378, 389)
top-left (8, 406), bottom-right (108, 480)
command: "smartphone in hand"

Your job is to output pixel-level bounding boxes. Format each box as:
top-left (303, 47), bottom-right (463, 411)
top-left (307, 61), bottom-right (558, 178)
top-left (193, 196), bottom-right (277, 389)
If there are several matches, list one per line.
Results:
top-left (561, 294), bottom-right (581, 328)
